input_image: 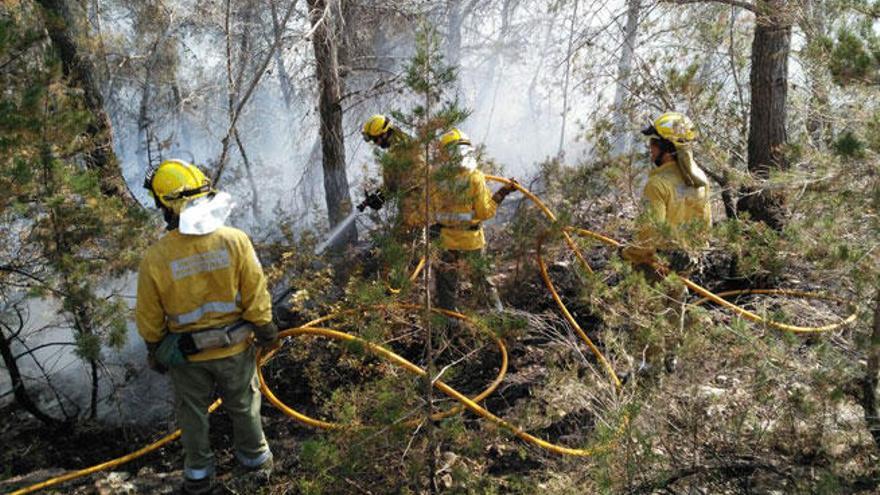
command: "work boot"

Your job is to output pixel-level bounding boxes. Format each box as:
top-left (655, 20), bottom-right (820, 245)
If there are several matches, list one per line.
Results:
top-left (235, 454), bottom-right (274, 482)
top-left (181, 476), bottom-right (213, 495)
top-left (251, 455), bottom-right (274, 480)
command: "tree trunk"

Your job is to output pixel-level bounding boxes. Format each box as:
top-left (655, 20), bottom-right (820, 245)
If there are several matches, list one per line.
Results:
top-left (802, 0), bottom-right (833, 148)
top-left (307, 0), bottom-right (356, 246)
top-left (862, 290), bottom-right (880, 449)
top-left (611, 0), bottom-right (640, 157)
top-left (270, 7), bottom-right (295, 111)
top-left (558, 0), bottom-right (579, 156)
top-left (35, 0), bottom-right (133, 204)
top-left (136, 38), bottom-right (162, 172)
top-left (477, 0), bottom-right (516, 140)
top-left (737, 3), bottom-right (791, 230)
top-left (445, 0), bottom-right (463, 69)
top-left (89, 357), bottom-right (98, 420)
top-left (527, 10), bottom-right (557, 118)
top-left (0, 326), bottom-right (61, 426)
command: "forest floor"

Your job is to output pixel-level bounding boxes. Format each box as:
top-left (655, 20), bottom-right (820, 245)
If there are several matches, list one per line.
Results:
top-left (2, 194), bottom-right (879, 494)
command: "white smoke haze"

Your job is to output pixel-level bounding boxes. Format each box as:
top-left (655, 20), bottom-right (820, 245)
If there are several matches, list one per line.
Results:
top-left (1, 276), bottom-right (174, 424)
top-left (107, 0), bottom-right (644, 233)
top-left (6, 0), bottom-right (686, 424)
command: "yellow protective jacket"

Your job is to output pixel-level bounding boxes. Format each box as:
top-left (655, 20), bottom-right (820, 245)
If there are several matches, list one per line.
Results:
top-left (623, 160), bottom-right (712, 265)
top-left (382, 133), bottom-right (431, 229)
top-left (136, 226), bottom-right (272, 362)
top-left (432, 167), bottom-right (498, 251)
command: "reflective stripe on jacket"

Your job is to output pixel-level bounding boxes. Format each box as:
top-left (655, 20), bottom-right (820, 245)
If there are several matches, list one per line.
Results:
top-left (433, 168), bottom-right (498, 251)
top-left (136, 226), bottom-right (272, 362)
top-left (623, 160), bottom-right (712, 265)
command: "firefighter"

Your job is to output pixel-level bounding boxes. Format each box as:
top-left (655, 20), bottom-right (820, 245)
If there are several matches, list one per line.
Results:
top-left (432, 128), bottom-right (517, 313)
top-left (136, 159), bottom-right (278, 494)
top-left (622, 112), bottom-right (712, 375)
top-left (360, 114), bottom-right (428, 232)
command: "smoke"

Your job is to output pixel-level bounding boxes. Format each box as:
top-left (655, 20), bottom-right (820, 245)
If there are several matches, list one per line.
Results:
top-left (0, 0), bottom-right (645, 426)
top-left (0, 275), bottom-right (174, 425)
top-left (107, 0), bottom-right (633, 236)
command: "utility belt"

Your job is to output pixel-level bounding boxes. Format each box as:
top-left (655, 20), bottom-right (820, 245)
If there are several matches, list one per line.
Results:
top-left (429, 222), bottom-right (481, 241)
top-left (179, 321), bottom-right (253, 355)
top-left (657, 249), bottom-right (701, 275)
top-left (435, 223), bottom-right (481, 232)
top-left (154, 320), bottom-right (253, 368)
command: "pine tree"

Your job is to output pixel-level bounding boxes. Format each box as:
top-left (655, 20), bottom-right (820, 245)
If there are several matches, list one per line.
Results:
top-left (0, 1), bottom-right (151, 423)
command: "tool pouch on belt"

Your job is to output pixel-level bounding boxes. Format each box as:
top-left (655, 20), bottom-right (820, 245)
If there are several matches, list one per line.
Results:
top-left (188, 321), bottom-right (253, 352)
top-left (155, 322), bottom-right (253, 367)
top-left (661, 249), bottom-right (699, 274)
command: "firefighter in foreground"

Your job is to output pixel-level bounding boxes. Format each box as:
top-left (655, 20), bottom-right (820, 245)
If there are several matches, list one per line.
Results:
top-left (622, 112), bottom-right (712, 375)
top-left (136, 159), bottom-right (278, 494)
top-left (432, 128), bottom-right (517, 313)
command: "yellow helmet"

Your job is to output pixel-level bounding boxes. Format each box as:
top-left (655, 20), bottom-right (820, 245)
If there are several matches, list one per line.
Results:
top-left (439, 128), bottom-right (471, 148)
top-left (145, 159), bottom-right (212, 213)
top-left (641, 112), bottom-right (697, 145)
top-left (362, 114), bottom-right (393, 141)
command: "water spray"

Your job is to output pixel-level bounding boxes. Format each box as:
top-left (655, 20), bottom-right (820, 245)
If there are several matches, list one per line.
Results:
top-left (313, 189), bottom-right (384, 255)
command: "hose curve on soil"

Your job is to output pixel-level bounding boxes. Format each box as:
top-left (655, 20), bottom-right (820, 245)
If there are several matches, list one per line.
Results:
top-left (9, 177), bottom-right (856, 495)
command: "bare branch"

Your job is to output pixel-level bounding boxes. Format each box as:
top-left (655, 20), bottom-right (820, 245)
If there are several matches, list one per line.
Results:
top-left (662, 0), bottom-right (757, 13)
top-left (213, 0), bottom-right (299, 185)
top-left (0, 265), bottom-right (50, 288)
top-left (13, 341), bottom-right (77, 361)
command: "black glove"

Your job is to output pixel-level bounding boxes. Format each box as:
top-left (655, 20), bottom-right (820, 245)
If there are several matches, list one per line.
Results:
top-left (146, 342), bottom-right (167, 374)
top-left (253, 322), bottom-right (280, 349)
top-left (357, 189), bottom-right (385, 212)
top-left (492, 178), bottom-right (519, 205)
top-left (429, 223), bottom-right (442, 241)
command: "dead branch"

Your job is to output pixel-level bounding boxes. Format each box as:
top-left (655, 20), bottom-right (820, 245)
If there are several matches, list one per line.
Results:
top-left (661, 0), bottom-right (757, 13)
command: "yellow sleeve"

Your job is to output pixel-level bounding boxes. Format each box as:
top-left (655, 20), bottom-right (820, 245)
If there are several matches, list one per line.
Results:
top-left (135, 254), bottom-right (166, 344)
top-left (642, 181), bottom-right (668, 225)
top-left (623, 181), bottom-right (669, 264)
top-left (470, 170), bottom-right (497, 221)
top-left (238, 234), bottom-right (273, 326)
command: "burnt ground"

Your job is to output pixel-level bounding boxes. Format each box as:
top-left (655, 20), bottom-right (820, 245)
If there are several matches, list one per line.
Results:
top-left (0, 307), bottom-right (601, 494)
top-left (2, 239), bottom-right (861, 494)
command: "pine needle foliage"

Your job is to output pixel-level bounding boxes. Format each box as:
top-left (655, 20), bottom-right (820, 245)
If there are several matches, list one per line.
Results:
top-left (0, 2), bottom-right (151, 421)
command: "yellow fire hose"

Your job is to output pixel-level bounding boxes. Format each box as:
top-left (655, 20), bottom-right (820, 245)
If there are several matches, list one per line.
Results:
top-left (9, 176), bottom-right (856, 494)
top-left (260, 326), bottom-right (606, 457)
top-left (258, 305), bottom-right (510, 429)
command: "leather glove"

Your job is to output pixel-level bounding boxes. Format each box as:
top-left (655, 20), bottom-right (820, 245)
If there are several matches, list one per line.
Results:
top-left (357, 189), bottom-right (385, 212)
top-left (146, 342), bottom-right (167, 374)
top-left (253, 322), bottom-right (280, 349)
top-left (492, 178), bottom-right (519, 205)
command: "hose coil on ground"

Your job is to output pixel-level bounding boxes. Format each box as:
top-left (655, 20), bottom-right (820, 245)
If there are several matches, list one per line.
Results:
top-left (10, 177), bottom-right (857, 495)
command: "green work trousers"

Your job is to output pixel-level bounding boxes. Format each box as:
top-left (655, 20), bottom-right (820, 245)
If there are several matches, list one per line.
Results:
top-left (635, 264), bottom-right (690, 369)
top-left (435, 249), bottom-right (503, 313)
top-left (168, 345), bottom-right (270, 480)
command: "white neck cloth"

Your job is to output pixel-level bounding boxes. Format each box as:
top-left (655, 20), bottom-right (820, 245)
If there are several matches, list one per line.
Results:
top-left (179, 191), bottom-right (236, 235)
